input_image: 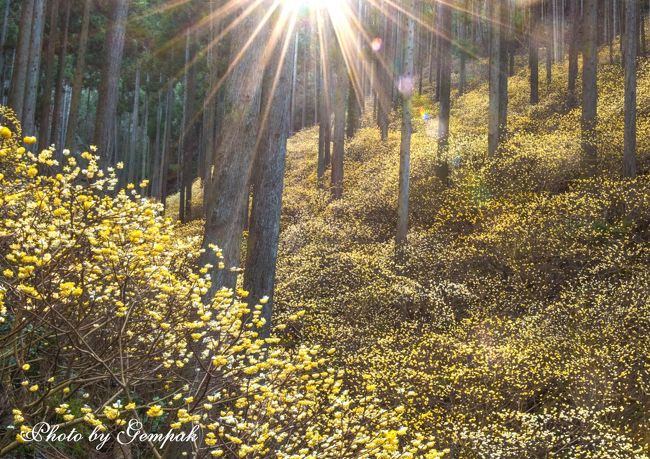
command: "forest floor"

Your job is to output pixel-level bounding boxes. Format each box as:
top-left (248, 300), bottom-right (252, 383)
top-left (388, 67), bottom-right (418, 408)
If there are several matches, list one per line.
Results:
top-left (169, 48), bottom-right (650, 456)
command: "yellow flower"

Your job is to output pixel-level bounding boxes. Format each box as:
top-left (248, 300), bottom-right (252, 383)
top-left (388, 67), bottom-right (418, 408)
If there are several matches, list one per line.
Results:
top-left (21, 363), bottom-right (30, 371)
top-left (146, 405), bottom-right (163, 417)
top-left (23, 136), bottom-right (37, 145)
top-left (0, 126), bottom-right (11, 138)
top-left (125, 402), bottom-right (136, 410)
top-left (29, 384), bottom-right (39, 392)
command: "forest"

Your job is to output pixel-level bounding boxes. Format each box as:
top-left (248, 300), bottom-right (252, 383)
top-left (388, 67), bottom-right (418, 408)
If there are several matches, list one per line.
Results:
top-left (1, 0), bottom-right (650, 457)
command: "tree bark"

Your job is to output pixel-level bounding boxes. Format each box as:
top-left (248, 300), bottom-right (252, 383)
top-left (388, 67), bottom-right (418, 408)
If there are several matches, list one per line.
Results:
top-left (22, 0), bottom-right (46, 136)
top-left (201, 1), bottom-right (269, 292)
top-left (396, 0), bottom-right (415, 248)
top-left (488, 0), bottom-right (506, 157)
top-left (437, 0), bottom-right (452, 163)
top-left (0, 0), bottom-right (11, 91)
top-left (94, 0), bottom-right (129, 165)
top-left (38, 0), bottom-right (60, 148)
top-left (331, 43), bottom-right (348, 200)
top-left (8, 0), bottom-right (34, 122)
top-left (623, 0), bottom-right (638, 177)
top-left (530, 3), bottom-right (540, 104)
top-left (65, 0), bottom-right (91, 150)
top-left (243, 29), bottom-right (294, 339)
top-left (127, 65), bottom-right (141, 186)
top-left (346, 73), bottom-right (360, 138)
top-left (567, 0), bottom-right (580, 107)
top-left (582, 0), bottom-right (598, 165)
top-left (317, 45), bottom-right (331, 182)
top-left (51, 0), bottom-right (71, 150)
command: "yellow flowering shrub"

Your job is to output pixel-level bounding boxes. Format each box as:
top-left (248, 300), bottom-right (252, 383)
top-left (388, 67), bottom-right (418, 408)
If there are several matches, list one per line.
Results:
top-left (0, 106), bottom-right (442, 458)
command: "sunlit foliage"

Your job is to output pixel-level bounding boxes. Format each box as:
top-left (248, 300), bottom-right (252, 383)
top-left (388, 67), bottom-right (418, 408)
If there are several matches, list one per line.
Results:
top-left (0, 106), bottom-right (442, 458)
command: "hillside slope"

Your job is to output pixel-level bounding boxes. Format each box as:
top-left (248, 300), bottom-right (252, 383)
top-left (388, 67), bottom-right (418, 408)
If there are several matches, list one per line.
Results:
top-left (273, 56), bottom-right (650, 457)
top-left (173, 54), bottom-right (650, 457)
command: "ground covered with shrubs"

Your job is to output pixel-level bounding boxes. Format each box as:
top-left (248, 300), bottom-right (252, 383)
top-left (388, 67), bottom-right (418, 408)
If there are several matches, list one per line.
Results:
top-left (271, 55), bottom-right (650, 458)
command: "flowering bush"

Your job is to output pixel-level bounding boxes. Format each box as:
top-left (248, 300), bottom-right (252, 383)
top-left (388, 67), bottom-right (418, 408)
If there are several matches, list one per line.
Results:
top-left (0, 106), bottom-right (443, 458)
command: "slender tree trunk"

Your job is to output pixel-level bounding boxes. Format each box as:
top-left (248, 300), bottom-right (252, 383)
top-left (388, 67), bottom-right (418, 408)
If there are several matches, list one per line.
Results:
top-left (567, 0), bottom-right (580, 106)
top-left (459, 4), bottom-right (468, 96)
top-left (0, 0), bottom-right (11, 89)
top-left (530, 3), bottom-right (540, 104)
top-left (377, 9), bottom-right (392, 141)
top-left (94, 0), bottom-right (129, 165)
top-left (51, 0), bottom-right (71, 150)
top-left (201, 3), bottom-right (269, 292)
top-left (290, 30), bottom-right (299, 133)
top-left (582, 0), bottom-right (599, 165)
top-left (623, 0), bottom-right (638, 177)
top-left (317, 50), bottom-right (331, 182)
top-left (243, 29), bottom-right (294, 339)
top-left (396, 0), bottom-right (415, 248)
top-left (160, 82), bottom-right (173, 203)
top-left (301, 27), bottom-right (308, 129)
top-left (65, 0), bottom-right (91, 149)
top-left (22, 0), bottom-right (46, 136)
top-left (331, 43), bottom-right (348, 200)
top-left (488, 0), bottom-right (505, 156)
top-left (127, 65), bottom-right (141, 186)
top-left (8, 0), bottom-right (34, 121)
top-left (437, 0), bottom-right (452, 182)
top-left (182, 30), bottom-right (196, 221)
top-left (498, 1), bottom-right (510, 135)
top-left (38, 0), bottom-right (59, 148)
top-left (346, 74), bottom-right (359, 138)
top-left (545, 3), bottom-right (553, 85)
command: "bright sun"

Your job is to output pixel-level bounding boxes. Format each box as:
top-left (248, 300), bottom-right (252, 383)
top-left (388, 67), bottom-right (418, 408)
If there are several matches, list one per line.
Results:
top-left (283, 0), bottom-right (333, 12)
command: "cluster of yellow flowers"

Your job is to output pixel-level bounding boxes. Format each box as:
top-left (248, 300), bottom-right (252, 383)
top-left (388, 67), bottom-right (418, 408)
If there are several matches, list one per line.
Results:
top-left (0, 106), bottom-right (444, 458)
top-left (248, 46), bottom-right (650, 457)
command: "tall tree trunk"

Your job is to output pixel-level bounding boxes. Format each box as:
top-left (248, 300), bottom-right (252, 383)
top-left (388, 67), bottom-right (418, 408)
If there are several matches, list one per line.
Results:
top-left (8, 0), bottom-right (34, 122)
top-left (317, 49), bottom-right (331, 182)
top-left (377, 9), bottom-right (392, 141)
top-left (488, 0), bottom-right (506, 156)
top-left (396, 0), bottom-right (415, 248)
top-left (127, 65), bottom-right (141, 186)
top-left (65, 0), bottom-right (91, 150)
top-left (582, 0), bottom-right (598, 166)
top-left (530, 3), bottom-right (540, 104)
top-left (437, 0), bottom-right (452, 175)
top-left (290, 30), bottom-right (299, 133)
top-left (0, 0), bottom-right (11, 90)
top-left (181, 28), bottom-right (196, 222)
top-left (459, 2), bottom-right (469, 96)
top-left (51, 0), bottom-right (71, 150)
top-left (38, 0), bottom-right (60, 148)
top-left (567, 0), bottom-right (580, 107)
top-left (160, 81), bottom-right (173, 204)
top-left (243, 29), bottom-right (294, 339)
top-left (331, 44), bottom-right (348, 200)
top-left (22, 0), bottom-right (46, 136)
top-left (201, 2), bottom-right (269, 292)
top-left (623, 0), bottom-right (638, 177)
top-left (545, 2), bottom-right (553, 85)
top-left (301, 27), bottom-right (308, 129)
top-left (151, 78), bottom-right (163, 199)
top-left (94, 0), bottom-right (129, 165)
top-left (498, 1), bottom-right (510, 136)
top-left (346, 74), bottom-right (359, 138)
